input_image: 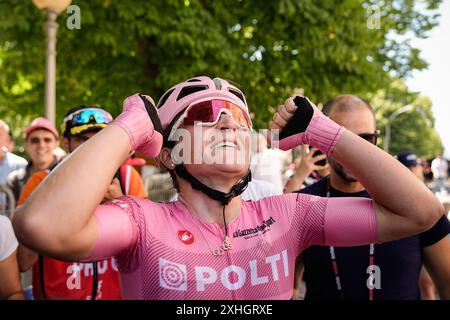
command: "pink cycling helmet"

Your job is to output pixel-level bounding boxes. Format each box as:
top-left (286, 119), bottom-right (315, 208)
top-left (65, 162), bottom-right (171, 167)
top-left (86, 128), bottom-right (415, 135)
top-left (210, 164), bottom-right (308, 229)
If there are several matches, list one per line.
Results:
top-left (156, 76), bottom-right (251, 130)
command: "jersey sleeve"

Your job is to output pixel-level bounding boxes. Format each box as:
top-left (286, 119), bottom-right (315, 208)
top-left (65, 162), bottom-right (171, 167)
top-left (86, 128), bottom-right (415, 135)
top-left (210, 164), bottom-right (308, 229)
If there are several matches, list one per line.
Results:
top-left (290, 193), bottom-right (378, 252)
top-left (127, 166), bottom-right (148, 198)
top-left (83, 196), bottom-right (148, 272)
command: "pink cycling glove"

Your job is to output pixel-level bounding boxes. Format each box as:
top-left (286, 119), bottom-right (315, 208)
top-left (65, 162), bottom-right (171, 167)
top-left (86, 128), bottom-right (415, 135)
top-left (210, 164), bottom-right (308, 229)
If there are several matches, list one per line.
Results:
top-left (276, 96), bottom-right (343, 156)
top-left (111, 93), bottom-right (163, 158)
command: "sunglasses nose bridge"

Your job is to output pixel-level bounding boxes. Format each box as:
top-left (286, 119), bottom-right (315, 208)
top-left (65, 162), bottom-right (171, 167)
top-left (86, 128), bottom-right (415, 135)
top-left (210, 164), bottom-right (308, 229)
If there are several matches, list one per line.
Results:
top-left (216, 111), bottom-right (239, 130)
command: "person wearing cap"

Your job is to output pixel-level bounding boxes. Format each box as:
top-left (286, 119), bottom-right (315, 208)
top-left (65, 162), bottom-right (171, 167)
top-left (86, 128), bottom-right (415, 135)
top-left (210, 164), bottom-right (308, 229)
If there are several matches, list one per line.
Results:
top-left (397, 151), bottom-right (423, 180)
top-left (7, 117), bottom-right (60, 204)
top-left (15, 106), bottom-right (147, 300)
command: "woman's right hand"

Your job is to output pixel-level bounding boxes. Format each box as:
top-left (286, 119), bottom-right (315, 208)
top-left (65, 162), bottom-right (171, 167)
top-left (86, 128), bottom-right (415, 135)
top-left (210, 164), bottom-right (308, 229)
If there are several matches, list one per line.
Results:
top-left (269, 96), bottom-right (343, 156)
top-left (112, 93), bottom-right (163, 158)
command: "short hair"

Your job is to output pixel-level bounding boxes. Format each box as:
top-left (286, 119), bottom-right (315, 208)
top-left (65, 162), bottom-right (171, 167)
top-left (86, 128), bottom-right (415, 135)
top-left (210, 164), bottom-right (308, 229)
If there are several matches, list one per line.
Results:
top-left (323, 95), bottom-right (375, 116)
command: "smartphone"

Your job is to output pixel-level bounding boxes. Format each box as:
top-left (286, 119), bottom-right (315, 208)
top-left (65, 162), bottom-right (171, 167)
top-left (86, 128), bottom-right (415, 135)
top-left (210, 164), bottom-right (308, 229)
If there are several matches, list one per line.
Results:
top-left (312, 148), bottom-right (327, 166)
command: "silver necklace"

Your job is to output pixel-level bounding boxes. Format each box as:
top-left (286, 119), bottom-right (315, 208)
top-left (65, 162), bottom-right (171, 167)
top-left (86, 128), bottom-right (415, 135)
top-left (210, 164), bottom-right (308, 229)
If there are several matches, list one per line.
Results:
top-left (178, 197), bottom-right (232, 256)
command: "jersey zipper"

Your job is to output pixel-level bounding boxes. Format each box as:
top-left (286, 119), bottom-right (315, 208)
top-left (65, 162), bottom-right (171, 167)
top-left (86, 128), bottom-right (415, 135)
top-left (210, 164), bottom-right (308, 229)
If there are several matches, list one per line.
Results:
top-left (221, 225), bottom-right (236, 300)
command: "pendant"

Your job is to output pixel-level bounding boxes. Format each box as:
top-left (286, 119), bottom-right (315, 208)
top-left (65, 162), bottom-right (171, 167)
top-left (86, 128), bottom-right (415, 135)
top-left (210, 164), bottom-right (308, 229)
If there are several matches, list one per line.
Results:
top-left (212, 236), bottom-right (233, 256)
top-left (223, 236), bottom-right (233, 251)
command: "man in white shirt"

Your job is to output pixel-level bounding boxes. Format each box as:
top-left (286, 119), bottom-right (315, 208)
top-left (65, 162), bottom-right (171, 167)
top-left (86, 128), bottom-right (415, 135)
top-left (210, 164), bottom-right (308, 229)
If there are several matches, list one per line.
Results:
top-left (431, 154), bottom-right (448, 193)
top-left (0, 121), bottom-right (27, 214)
top-left (250, 132), bottom-right (286, 193)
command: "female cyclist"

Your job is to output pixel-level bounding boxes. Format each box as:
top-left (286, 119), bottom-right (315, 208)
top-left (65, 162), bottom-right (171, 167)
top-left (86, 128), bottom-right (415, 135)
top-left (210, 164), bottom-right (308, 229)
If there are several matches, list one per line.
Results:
top-left (13, 76), bottom-right (443, 299)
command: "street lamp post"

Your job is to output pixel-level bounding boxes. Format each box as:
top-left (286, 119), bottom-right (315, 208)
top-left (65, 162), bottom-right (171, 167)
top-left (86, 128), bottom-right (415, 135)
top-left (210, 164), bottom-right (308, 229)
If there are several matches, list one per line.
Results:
top-left (384, 105), bottom-right (415, 153)
top-left (32, 0), bottom-right (72, 126)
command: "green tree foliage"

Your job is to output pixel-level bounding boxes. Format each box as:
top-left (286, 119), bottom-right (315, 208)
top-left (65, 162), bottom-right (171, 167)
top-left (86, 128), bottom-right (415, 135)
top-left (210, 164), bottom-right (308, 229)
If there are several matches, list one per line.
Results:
top-left (368, 79), bottom-right (443, 158)
top-left (0, 0), bottom-right (443, 147)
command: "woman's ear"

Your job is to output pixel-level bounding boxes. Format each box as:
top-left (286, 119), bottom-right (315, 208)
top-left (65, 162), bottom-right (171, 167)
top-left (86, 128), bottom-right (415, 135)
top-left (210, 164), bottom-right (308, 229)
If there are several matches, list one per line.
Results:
top-left (158, 147), bottom-right (175, 170)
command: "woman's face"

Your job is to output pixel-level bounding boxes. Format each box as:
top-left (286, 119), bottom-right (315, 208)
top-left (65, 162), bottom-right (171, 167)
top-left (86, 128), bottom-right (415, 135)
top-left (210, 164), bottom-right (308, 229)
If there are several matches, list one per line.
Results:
top-left (170, 113), bottom-right (251, 180)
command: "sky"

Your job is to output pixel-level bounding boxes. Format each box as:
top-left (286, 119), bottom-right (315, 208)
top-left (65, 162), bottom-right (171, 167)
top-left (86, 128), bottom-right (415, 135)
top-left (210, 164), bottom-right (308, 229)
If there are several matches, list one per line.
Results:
top-left (407, 0), bottom-right (450, 157)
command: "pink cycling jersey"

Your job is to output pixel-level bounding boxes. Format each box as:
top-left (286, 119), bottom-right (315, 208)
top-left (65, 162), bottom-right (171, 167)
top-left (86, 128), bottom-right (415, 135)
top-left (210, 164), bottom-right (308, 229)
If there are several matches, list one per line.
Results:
top-left (86, 193), bottom-right (377, 300)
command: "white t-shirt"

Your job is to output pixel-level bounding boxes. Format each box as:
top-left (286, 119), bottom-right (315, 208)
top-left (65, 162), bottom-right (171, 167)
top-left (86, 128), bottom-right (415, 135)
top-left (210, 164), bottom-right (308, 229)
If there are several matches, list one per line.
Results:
top-left (241, 178), bottom-right (282, 201)
top-left (0, 151), bottom-right (28, 184)
top-left (250, 149), bottom-right (285, 193)
top-left (0, 215), bottom-right (18, 261)
top-left (431, 158), bottom-right (448, 179)
top-left (0, 151), bottom-right (28, 214)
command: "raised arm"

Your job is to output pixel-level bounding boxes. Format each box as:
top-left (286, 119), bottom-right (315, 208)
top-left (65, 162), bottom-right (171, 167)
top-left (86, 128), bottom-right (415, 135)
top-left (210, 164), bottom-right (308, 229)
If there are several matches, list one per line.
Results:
top-left (271, 96), bottom-right (443, 242)
top-left (12, 94), bottom-right (162, 261)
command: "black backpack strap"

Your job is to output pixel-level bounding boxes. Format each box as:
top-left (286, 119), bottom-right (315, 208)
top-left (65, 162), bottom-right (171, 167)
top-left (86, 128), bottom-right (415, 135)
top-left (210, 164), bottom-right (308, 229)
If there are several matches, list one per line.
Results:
top-left (38, 254), bottom-right (47, 300)
top-left (114, 168), bottom-right (126, 195)
top-left (91, 262), bottom-right (98, 300)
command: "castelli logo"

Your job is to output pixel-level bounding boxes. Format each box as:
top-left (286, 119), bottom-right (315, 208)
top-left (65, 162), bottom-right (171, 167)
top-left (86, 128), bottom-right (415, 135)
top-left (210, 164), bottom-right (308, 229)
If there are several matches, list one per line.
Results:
top-left (178, 230), bottom-right (195, 245)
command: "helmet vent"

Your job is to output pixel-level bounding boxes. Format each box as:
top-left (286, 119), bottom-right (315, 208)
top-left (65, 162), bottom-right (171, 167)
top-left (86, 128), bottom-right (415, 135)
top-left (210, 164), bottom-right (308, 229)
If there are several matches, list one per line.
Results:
top-left (187, 78), bottom-right (202, 82)
top-left (213, 78), bottom-right (222, 90)
top-left (177, 85), bottom-right (209, 101)
top-left (157, 88), bottom-right (175, 108)
top-left (228, 88), bottom-right (246, 105)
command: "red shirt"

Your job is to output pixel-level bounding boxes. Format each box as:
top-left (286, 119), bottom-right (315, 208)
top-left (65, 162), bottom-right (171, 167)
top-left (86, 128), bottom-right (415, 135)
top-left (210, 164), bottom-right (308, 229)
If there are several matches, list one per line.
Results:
top-left (32, 256), bottom-right (121, 300)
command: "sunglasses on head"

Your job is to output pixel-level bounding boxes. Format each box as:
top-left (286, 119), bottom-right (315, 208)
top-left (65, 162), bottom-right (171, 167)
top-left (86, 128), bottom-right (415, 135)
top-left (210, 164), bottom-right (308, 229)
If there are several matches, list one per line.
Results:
top-left (62, 108), bottom-right (113, 137)
top-left (358, 131), bottom-right (379, 145)
top-left (169, 99), bottom-right (252, 139)
top-left (66, 108), bottom-right (113, 126)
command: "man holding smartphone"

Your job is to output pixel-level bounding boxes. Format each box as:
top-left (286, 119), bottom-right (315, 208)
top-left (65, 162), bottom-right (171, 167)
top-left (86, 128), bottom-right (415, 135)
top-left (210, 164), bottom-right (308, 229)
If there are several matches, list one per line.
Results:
top-left (284, 145), bottom-right (329, 193)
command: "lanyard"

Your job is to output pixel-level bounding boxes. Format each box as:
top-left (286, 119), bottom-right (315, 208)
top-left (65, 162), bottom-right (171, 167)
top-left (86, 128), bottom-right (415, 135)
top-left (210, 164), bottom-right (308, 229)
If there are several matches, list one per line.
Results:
top-left (326, 177), bottom-right (375, 300)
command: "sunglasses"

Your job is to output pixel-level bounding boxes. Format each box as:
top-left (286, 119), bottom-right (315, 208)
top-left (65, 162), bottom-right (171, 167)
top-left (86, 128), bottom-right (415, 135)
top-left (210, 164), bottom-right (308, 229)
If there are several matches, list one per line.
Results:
top-left (358, 131), bottom-right (379, 145)
top-left (65, 108), bottom-right (113, 126)
top-left (169, 99), bottom-right (252, 139)
top-left (62, 108), bottom-right (113, 136)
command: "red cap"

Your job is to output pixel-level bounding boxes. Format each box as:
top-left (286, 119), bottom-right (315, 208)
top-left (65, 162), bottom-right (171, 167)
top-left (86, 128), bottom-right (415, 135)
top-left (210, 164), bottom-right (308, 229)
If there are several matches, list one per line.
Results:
top-left (25, 117), bottom-right (59, 140)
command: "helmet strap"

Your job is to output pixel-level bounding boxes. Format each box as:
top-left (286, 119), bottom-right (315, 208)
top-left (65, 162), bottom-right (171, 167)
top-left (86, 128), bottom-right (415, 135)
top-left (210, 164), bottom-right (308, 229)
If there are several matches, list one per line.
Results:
top-left (174, 164), bottom-right (251, 205)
